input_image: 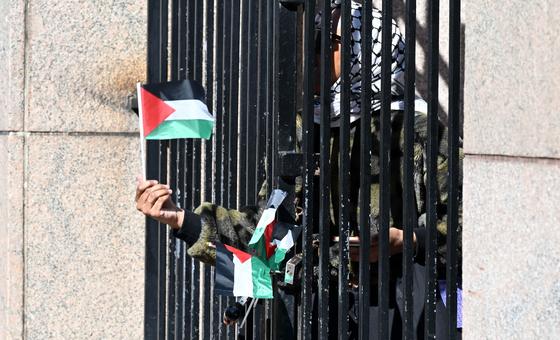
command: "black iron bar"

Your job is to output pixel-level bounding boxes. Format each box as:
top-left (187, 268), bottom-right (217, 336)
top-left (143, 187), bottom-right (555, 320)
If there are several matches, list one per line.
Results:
top-left (359, 0), bottom-right (373, 339)
top-left (146, 0), bottom-right (169, 338)
top-left (447, 0), bottom-right (461, 338)
top-left (378, 0), bottom-right (393, 338)
top-left (425, 0), bottom-right (439, 338)
top-left (238, 0), bottom-right (249, 210)
top-left (246, 0), bottom-right (259, 206)
top-left (158, 141), bottom-right (169, 340)
top-left (265, 0), bottom-right (274, 196)
top-left (176, 139), bottom-right (186, 340)
top-left (255, 0), bottom-right (268, 197)
top-left (403, 0), bottom-right (416, 338)
top-left (227, 0), bottom-right (240, 210)
top-left (318, 1), bottom-right (332, 339)
top-left (339, 0), bottom-right (351, 338)
top-left (302, 0), bottom-right (315, 339)
top-left (167, 140), bottom-right (178, 340)
top-left (264, 2), bottom-right (274, 336)
top-left (203, 0), bottom-right (215, 338)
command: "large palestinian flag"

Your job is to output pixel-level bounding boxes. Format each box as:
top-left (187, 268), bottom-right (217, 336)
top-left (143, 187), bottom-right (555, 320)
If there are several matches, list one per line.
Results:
top-left (215, 242), bottom-right (273, 299)
top-left (137, 80), bottom-right (214, 140)
top-left (248, 189), bottom-right (301, 271)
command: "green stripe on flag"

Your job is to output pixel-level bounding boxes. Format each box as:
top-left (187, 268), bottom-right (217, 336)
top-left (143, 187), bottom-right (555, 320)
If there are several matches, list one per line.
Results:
top-left (269, 248), bottom-right (289, 271)
top-left (146, 119), bottom-right (214, 140)
top-left (251, 256), bottom-right (273, 299)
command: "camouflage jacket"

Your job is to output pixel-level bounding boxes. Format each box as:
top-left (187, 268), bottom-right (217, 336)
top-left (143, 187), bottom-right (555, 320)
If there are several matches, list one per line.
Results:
top-left (174, 110), bottom-right (463, 279)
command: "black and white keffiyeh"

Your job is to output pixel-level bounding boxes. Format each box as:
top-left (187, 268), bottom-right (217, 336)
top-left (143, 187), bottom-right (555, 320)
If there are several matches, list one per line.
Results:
top-left (315, 0), bottom-right (427, 126)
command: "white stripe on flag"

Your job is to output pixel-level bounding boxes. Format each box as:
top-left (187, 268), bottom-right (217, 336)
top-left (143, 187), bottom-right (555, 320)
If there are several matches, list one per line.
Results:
top-left (164, 99), bottom-right (215, 121)
top-left (256, 208), bottom-right (276, 229)
top-left (273, 230), bottom-right (294, 250)
top-left (232, 256), bottom-right (254, 297)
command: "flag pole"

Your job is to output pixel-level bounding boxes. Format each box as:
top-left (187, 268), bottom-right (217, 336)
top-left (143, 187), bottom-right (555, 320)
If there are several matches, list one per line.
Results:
top-left (136, 82), bottom-right (146, 178)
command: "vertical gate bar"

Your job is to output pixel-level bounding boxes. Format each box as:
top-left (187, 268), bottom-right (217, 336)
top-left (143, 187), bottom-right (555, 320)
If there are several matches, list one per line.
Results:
top-left (186, 0), bottom-right (195, 78)
top-left (202, 0), bottom-right (215, 338)
top-left (227, 4), bottom-right (240, 339)
top-left (167, 0), bottom-right (184, 336)
top-left (265, 0), bottom-right (274, 197)
top-left (237, 0), bottom-right (250, 210)
top-left (339, 0), bottom-right (352, 338)
top-left (216, 3), bottom-right (227, 338)
top-left (318, 1), bottom-right (332, 338)
top-left (158, 141), bottom-right (169, 340)
top-left (424, 0), bottom-right (439, 338)
top-left (211, 0), bottom-right (224, 337)
top-left (221, 3), bottom-right (233, 339)
top-left (402, 0), bottom-right (416, 338)
top-left (177, 140), bottom-right (186, 340)
top-left (264, 2), bottom-right (274, 337)
top-left (146, 0), bottom-right (168, 338)
top-left (182, 133), bottom-right (193, 338)
top-left (358, 0), bottom-right (373, 339)
top-left (447, 0), bottom-right (461, 338)
top-left (168, 140), bottom-right (178, 340)
top-left (175, 0), bottom-right (187, 332)
top-left (272, 3), bottom-right (298, 339)
top-left (238, 0), bottom-right (249, 209)
top-left (302, 0), bottom-right (315, 338)
top-left (246, 0), bottom-right (259, 205)
top-left (222, 0), bottom-right (231, 209)
top-left (378, 0), bottom-right (393, 338)
top-left (255, 0), bottom-right (268, 197)
top-left (228, 0), bottom-right (240, 210)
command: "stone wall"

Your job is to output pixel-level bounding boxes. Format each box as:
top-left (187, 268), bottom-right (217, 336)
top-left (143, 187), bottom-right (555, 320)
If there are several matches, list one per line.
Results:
top-left (0, 0), bottom-right (146, 338)
top-left (462, 1), bottom-right (560, 339)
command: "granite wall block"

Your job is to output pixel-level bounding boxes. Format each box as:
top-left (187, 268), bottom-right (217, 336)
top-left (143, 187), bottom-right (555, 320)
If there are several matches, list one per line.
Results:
top-left (463, 155), bottom-right (560, 339)
top-left (24, 134), bottom-right (144, 339)
top-left (0, 134), bottom-right (24, 339)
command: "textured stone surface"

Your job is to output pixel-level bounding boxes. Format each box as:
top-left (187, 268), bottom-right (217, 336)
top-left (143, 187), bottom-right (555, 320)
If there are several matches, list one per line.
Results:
top-left (0, 134), bottom-right (24, 339)
top-left (0, 0), bottom-right (25, 131)
top-left (25, 0), bottom-right (146, 133)
top-left (463, 1), bottom-right (560, 158)
top-left (463, 155), bottom-right (560, 339)
top-left (25, 134), bottom-right (144, 339)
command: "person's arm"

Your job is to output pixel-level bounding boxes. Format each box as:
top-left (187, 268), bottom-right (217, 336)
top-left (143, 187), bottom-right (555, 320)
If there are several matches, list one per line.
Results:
top-left (136, 176), bottom-right (261, 265)
top-left (412, 115), bottom-right (463, 267)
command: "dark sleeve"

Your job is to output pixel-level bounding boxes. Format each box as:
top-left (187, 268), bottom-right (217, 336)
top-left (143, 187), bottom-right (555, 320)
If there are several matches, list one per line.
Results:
top-left (172, 203), bottom-right (262, 265)
top-left (172, 210), bottom-right (202, 246)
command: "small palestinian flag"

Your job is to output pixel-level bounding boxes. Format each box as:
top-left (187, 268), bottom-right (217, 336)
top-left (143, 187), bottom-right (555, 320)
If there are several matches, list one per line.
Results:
top-left (248, 189), bottom-right (301, 271)
top-left (137, 80), bottom-right (214, 140)
top-left (215, 242), bottom-right (273, 299)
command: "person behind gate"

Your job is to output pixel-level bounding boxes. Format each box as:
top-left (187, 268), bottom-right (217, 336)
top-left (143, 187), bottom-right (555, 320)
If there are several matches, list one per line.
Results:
top-left (135, 0), bottom-right (462, 339)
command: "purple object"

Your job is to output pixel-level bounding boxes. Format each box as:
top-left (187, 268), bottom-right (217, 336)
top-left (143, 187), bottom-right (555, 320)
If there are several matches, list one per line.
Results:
top-left (438, 280), bottom-right (463, 329)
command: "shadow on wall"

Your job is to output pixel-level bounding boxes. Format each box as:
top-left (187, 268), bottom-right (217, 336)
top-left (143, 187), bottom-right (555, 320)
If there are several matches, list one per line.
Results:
top-left (388, 0), bottom-right (465, 136)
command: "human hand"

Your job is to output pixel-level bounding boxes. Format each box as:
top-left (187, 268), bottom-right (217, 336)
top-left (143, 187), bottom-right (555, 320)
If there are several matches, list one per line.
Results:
top-left (348, 228), bottom-right (415, 263)
top-left (135, 175), bottom-right (184, 229)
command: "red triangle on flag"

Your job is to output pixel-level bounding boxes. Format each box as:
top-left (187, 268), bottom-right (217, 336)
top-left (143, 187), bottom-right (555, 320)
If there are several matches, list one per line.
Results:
top-left (264, 220), bottom-right (277, 259)
top-left (224, 244), bottom-right (252, 264)
top-left (140, 87), bottom-right (176, 137)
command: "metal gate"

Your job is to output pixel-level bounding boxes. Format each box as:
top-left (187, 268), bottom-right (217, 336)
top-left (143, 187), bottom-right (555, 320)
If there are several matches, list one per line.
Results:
top-left (143, 0), bottom-right (461, 339)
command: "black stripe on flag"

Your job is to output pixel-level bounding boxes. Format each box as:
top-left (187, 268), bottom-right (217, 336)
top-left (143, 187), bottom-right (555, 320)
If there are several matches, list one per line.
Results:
top-left (142, 79), bottom-right (206, 102)
top-left (215, 242), bottom-right (235, 296)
